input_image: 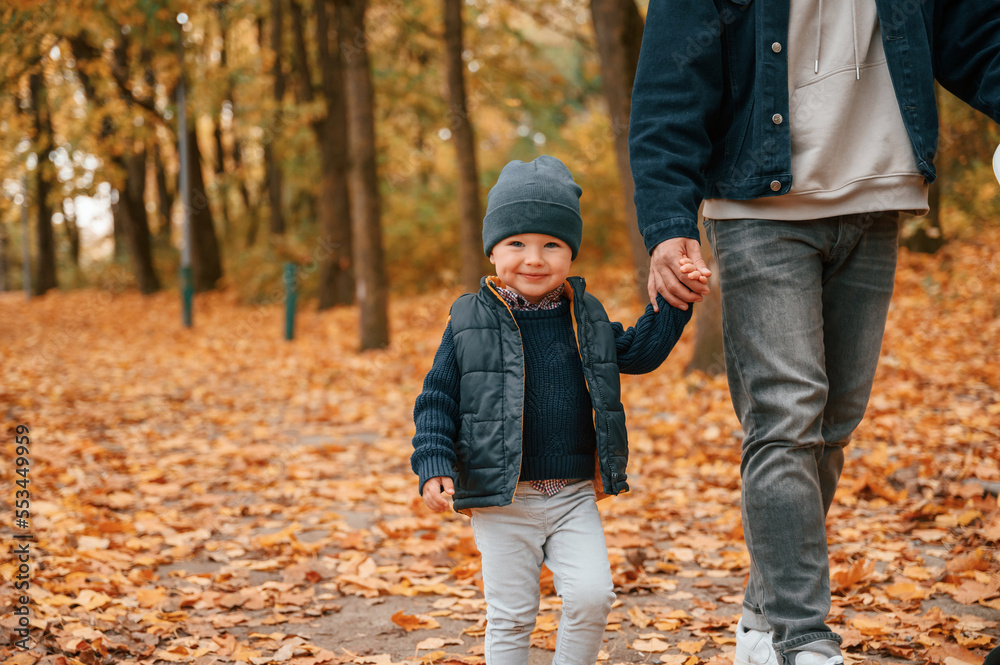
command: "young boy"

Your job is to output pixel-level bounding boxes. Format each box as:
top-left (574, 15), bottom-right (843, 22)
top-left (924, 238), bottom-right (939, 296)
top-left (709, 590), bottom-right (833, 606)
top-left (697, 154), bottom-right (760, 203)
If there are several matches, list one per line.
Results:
top-left (411, 155), bottom-right (692, 665)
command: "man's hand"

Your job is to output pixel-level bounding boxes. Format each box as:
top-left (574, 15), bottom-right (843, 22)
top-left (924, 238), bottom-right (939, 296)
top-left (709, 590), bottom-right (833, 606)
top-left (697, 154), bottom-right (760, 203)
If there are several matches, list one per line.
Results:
top-left (422, 477), bottom-right (455, 512)
top-left (648, 237), bottom-right (712, 311)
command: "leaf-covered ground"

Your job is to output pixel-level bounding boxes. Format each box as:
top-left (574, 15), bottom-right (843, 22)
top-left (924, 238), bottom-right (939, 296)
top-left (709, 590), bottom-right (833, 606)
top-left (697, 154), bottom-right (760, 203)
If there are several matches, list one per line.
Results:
top-left (1, 232), bottom-right (999, 665)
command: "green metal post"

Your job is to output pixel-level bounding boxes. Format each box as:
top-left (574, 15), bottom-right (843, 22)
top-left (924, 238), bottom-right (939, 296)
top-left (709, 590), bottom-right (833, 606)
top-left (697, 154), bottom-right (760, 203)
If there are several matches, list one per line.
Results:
top-left (178, 14), bottom-right (193, 328)
top-left (284, 262), bottom-right (297, 340)
top-left (180, 266), bottom-right (194, 328)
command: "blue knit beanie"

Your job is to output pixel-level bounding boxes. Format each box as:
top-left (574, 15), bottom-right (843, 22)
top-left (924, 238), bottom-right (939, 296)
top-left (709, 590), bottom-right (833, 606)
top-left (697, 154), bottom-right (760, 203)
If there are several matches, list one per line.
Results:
top-left (482, 155), bottom-right (583, 260)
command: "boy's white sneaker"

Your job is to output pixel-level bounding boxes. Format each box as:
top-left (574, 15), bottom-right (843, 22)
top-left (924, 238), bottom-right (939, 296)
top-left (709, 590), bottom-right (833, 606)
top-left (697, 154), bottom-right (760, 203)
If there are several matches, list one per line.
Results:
top-left (793, 652), bottom-right (844, 665)
top-left (734, 617), bottom-right (778, 665)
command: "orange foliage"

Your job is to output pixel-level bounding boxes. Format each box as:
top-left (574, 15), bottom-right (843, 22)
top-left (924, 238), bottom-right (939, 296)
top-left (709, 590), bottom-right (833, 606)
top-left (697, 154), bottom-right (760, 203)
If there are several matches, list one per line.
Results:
top-left (0, 232), bottom-right (998, 663)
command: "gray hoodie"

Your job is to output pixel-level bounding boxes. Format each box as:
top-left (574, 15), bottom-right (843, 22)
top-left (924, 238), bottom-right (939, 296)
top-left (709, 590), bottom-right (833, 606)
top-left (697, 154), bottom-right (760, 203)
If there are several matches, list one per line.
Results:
top-left (704, 0), bottom-right (929, 221)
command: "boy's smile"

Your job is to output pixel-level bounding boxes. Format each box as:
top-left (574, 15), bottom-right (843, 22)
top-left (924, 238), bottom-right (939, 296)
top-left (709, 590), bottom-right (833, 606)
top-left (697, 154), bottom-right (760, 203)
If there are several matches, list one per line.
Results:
top-left (489, 233), bottom-right (573, 303)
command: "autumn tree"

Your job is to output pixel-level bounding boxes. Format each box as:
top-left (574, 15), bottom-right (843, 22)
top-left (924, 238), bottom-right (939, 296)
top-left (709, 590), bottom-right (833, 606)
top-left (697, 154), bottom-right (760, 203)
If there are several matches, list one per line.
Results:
top-left (314, 0), bottom-right (355, 308)
top-left (265, 0), bottom-right (287, 238)
top-left (110, 37), bottom-right (161, 294)
top-left (590, 0), bottom-right (646, 303)
top-left (283, 0), bottom-right (353, 307)
top-left (443, 0), bottom-right (486, 293)
top-left (62, 8), bottom-right (177, 293)
top-left (3, 0), bottom-right (999, 323)
top-left (172, 9), bottom-right (225, 291)
top-left (211, 5), bottom-right (254, 248)
top-left (29, 71), bottom-right (58, 295)
top-left (338, 0), bottom-right (389, 348)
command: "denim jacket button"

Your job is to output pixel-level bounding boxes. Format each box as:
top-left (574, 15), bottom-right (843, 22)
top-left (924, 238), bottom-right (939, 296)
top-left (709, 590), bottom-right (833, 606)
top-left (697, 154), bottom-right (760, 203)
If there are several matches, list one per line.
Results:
top-left (771, 113), bottom-right (783, 125)
top-left (771, 42), bottom-right (782, 53)
top-left (770, 180), bottom-right (782, 191)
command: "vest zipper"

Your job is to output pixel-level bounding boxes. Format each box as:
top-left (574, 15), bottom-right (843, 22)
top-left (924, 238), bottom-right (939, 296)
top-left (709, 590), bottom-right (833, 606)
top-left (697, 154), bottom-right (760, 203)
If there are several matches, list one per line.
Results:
top-left (485, 278), bottom-right (526, 496)
top-left (569, 283), bottom-right (614, 496)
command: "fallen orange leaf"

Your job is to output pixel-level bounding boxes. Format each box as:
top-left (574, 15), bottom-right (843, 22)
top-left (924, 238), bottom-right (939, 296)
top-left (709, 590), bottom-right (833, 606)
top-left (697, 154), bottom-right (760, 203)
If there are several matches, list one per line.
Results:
top-left (632, 637), bottom-right (671, 653)
top-left (678, 639), bottom-right (706, 654)
top-left (391, 610), bottom-right (441, 632)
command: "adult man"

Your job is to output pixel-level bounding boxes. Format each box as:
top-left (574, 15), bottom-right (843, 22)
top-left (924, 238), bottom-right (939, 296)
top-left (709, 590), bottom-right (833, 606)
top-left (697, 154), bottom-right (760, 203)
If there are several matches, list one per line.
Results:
top-left (628, 2), bottom-right (1000, 665)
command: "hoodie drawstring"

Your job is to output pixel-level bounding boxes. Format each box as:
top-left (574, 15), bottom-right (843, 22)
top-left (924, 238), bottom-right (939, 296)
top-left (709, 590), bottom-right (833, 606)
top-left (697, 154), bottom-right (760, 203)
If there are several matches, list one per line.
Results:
top-left (850, 0), bottom-right (860, 79)
top-left (814, 0), bottom-right (822, 74)
top-left (814, 0), bottom-right (861, 80)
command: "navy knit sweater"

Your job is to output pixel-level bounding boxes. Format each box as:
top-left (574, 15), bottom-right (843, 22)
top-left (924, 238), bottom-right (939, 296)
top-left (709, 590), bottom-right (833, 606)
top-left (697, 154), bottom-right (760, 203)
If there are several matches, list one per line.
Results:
top-left (516, 302), bottom-right (597, 481)
top-left (411, 292), bottom-right (691, 491)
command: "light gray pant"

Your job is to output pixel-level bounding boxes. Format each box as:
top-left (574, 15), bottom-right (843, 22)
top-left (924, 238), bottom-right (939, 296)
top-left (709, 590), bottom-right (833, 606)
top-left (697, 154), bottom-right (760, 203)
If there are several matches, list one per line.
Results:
top-left (704, 213), bottom-right (899, 665)
top-left (471, 480), bottom-right (615, 665)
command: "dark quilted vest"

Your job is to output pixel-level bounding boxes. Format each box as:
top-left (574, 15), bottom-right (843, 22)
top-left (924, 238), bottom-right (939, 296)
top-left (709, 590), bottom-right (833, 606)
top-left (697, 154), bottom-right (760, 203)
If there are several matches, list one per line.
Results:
top-left (448, 275), bottom-right (629, 510)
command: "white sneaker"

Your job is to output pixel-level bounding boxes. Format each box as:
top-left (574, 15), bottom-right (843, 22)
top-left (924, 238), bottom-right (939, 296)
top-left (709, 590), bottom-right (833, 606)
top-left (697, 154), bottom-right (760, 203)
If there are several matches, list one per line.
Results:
top-left (794, 652), bottom-right (844, 665)
top-left (734, 617), bottom-right (778, 665)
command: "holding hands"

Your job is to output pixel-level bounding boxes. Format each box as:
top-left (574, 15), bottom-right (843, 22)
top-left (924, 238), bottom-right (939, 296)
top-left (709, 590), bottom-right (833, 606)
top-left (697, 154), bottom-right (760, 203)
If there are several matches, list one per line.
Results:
top-left (648, 237), bottom-right (712, 312)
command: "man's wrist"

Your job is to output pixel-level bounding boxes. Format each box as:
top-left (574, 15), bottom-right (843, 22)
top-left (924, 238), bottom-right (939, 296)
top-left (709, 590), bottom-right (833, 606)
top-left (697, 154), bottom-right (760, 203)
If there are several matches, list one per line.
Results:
top-left (642, 218), bottom-right (701, 254)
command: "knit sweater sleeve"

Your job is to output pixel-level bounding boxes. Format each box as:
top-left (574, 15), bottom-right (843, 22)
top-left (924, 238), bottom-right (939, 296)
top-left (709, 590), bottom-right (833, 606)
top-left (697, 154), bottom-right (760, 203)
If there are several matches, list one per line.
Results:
top-left (411, 322), bottom-right (461, 493)
top-left (612, 295), bottom-right (693, 375)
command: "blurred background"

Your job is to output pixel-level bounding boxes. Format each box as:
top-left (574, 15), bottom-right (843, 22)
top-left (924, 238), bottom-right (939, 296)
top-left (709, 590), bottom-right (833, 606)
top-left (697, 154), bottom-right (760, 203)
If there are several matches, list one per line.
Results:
top-left (2, 4), bottom-right (1000, 662)
top-left (1, 0), bottom-right (998, 348)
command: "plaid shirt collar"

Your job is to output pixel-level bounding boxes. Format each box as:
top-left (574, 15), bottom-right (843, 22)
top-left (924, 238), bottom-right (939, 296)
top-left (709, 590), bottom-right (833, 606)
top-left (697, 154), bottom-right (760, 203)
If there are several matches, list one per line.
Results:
top-left (494, 282), bottom-right (566, 311)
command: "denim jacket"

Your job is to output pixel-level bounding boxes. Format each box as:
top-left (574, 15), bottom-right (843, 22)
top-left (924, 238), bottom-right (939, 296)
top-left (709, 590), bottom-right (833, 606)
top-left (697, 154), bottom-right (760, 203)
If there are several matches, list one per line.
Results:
top-left (628, 0), bottom-right (1000, 251)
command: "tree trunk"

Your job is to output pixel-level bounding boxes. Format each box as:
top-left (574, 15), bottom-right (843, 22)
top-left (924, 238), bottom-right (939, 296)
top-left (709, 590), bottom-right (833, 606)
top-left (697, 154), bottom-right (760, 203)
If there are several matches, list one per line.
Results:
top-left (218, 11), bottom-right (254, 245)
top-left (62, 206), bottom-right (80, 267)
top-left (187, 127), bottom-right (224, 291)
top-left (442, 0), bottom-right (485, 292)
top-left (119, 147), bottom-right (161, 294)
top-left (213, 118), bottom-right (232, 241)
top-left (289, 0), bottom-right (314, 104)
top-left (902, 178), bottom-right (946, 254)
top-left (113, 208), bottom-right (128, 260)
top-left (685, 209), bottom-right (724, 375)
top-left (245, 203), bottom-right (262, 248)
top-left (153, 141), bottom-right (175, 242)
top-left (240, 17), bottom-right (261, 250)
top-left (105, 38), bottom-right (161, 293)
top-left (233, 137), bottom-right (253, 223)
top-left (214, 6), bottom-right (233, 245)
top-left (287, 0), bottom-right (320, 235)
top-left (73, 32), bottom-right (156, 265)
top-left (902, 84), bottom-right (946, 254)
top-left (34, 165), bottom-right (57, 295)
top-left (338, 0), bottom-right (389, 349)
top-left (0, 215), bottom-right (8, 291)
top-left (316, 0), bottom-right (354, 308)
top-left (590, 0), bottom-right (647, 303)
top-left (30, 72), bottom-right (57, 295)
top-left (266, 0), bottom-right (287, 237)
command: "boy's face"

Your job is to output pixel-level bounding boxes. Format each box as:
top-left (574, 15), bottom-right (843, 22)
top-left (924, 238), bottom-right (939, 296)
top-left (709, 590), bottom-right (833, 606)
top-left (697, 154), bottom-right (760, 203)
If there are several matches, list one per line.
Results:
top-left (489, 233), bottom-right (573, 303)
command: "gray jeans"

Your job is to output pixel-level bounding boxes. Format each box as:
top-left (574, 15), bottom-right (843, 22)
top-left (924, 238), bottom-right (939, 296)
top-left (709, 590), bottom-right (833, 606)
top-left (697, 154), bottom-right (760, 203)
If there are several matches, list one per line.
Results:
top-left (704, 213), bottom-right (899, 665)
top-left (471, 480), bottom-right (615, 665)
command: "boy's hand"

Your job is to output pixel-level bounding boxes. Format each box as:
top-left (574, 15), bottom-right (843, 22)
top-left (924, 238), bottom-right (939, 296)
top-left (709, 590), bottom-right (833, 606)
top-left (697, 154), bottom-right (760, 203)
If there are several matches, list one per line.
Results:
top-left (678, 257), bottom-right (709, 284)
top-left (422, 477), bottom-right (455, 512)
top-left (648, 238), bottom-right (711, 312)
